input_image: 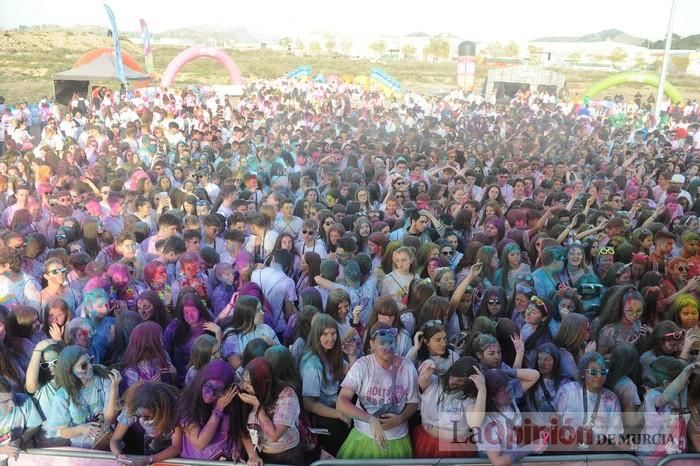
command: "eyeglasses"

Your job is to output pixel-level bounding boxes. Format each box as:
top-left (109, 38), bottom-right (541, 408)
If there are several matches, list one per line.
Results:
top-left (371, 327), bottom-right (398, 339)
top-left (663, 330), bottom-right (685, 340)
top-left (488, 298), bottom-right (502, 305)
top-left (47, 268), bottom-right (67, 275)
top-left (677, 266), bottom-right (689, 273)
top-left (598, 247), bottom-right (615, 255)
top-left (441, 249), bottom-right (453, 256)
top-left (202, 382), bottom-right (226, 397)
top-left (586, 368), bottom-right (609, 377)
top-left (77, 355), bottom-right (94, 371)
top-left (302, 229), bottom-right (315, 235)
top-left (196, 200), bottom-right (209, 207)
top-left (624, 308), bottom-right (643, 317)
top-left (40, 359), bottom-right (58, 369)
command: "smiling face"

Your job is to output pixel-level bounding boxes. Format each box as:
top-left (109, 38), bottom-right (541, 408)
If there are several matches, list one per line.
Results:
top-left (201, 379), bottom-right (225, 405)
top-left (525, 305), bottom-right (544, 325)
top-left (183, 303), bottom-right (200, 326)
top-left (479, 343), bottom-right (502, 369)
top-left (621, 298), bottom-right (643, 325)
top-left (137, 299), bottom-right (155, 321)
top-left (320, 326), bottom-right (337, 351)
top-left (679, 305), bottom-right (699, 330)
top-left (537, 352), bottom-right (554, 377)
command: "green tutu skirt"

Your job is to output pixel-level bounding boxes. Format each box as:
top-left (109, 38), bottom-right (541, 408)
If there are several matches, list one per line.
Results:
top-left (337, 427), bottom-right (413, 459)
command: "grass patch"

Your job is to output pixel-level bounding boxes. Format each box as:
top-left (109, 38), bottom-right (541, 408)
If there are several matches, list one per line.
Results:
top-left (1, 41), bottom-right (699, 104)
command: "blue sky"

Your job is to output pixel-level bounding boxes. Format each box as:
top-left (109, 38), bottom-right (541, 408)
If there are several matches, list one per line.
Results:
top-left (1, 0), bottom-right (698, 42)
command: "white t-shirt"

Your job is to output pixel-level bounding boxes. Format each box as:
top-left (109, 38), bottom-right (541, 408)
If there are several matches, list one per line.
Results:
top-left (420, 376), bottom-right (477, 440)
top-left (379, 271), bottom-right (416, 303)
top-left (251, 267), bottom-right (297, 334)
top-left (341, 355), bottom-right (419, 440)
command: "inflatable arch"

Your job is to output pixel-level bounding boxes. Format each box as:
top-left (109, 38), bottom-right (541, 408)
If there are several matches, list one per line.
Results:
top-left (583, 72), bottom-right (682, 104)
top-left (75, 48), bottom-right (143, 71)
top-left (161, 46), bottom-right (243, 87)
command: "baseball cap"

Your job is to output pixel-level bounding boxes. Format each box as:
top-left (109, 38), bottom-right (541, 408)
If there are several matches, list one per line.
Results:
top-left (671, 174), bottom-right (685, 184)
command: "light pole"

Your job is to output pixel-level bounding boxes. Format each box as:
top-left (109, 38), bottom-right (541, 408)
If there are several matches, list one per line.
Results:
top-left (655, 0), bottom-right (678, 121)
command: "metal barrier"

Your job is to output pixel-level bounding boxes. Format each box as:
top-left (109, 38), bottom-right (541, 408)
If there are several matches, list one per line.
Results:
top-left (14, 448), bottom-right (292, 466)
top-left (18, 448), bottom-right (700, 466)
top-left (655, 453), bottom-right (700, 466)
top-left (310, 453), bottom-right (645, 466)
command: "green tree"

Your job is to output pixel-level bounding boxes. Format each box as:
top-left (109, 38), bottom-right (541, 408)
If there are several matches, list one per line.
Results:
top-left (294, 38), bottom-right (304, 52)
top-left (278, 37), bottom-right (292, 49)
top-left (341, 39), bottom-right (352, 56)
top-left (401, 43), bottom-right (417, 59)
top-left (635, 55), bottom-right (647, 71)
top-left (610, 47), bottom-right (627, 68)
top-left (309, 41), bottom-right (322, 55)
top-left (324, 35), bottom-right (336, 55)
top-left (568, 51), bottom-right (581, 65)
top-left (369, 40), bottom-right (386, 57)
top-left (482, 41), bottom-right (503, 57)
top-left (670, 55), bottom-right (690, 73)
top-left (503, 41), bottom-right (519, 58)
top-left (528, 45), bottom-right (544, 65)
top-left (424, 37), bottom-right (450, 61)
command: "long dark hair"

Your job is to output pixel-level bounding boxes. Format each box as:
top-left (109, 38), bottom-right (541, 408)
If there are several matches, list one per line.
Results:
top-left (264, 345), bottom-right (302, 404)
top-left (178, 360), bottom-right (239, 452)
top-left (0, 306), bottom-right (28, 383)
top-left (55, 345), bottom-right (110, 404)
top-left (527, 342), bottom-right (563, 410)
top-left (223, 295), bottom-right (260, 335)
top-left (302, 314), bottom-right (344, 384)
top-left (121, 321), bottom-right (170, 370)
top-left (173, 289), bottom-right (213, 345)
top-left (136, 290), bottom-right (170, 329)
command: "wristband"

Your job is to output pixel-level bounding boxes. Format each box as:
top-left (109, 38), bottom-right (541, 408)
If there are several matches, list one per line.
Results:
top-left (212, 408), bottom-right (224, 418)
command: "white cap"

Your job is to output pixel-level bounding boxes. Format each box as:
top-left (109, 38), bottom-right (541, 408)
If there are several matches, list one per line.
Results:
top-left (671, 174), bottom-right (685, 184)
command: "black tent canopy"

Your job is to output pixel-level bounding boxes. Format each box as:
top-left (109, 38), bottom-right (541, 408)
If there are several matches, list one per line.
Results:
top-left (52, 54), bottom-right (150, 105)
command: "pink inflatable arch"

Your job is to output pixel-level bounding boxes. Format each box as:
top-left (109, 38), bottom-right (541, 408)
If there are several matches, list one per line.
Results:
top-left (160, 46), bottom-right (243, 87)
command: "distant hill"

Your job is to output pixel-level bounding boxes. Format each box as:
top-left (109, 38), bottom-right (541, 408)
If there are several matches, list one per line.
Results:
top-left (648, 33), bottom-right (700, 50)
top-left (534, 28), bottom-right (700, 50)
top-left (154, 25), bottom-right (259, 44)
top-left (533, 28), bottom-right (648, 46)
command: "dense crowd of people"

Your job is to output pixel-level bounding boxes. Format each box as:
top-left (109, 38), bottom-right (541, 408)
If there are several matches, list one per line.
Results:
top-left (0, 79), bottom-right (699, 466)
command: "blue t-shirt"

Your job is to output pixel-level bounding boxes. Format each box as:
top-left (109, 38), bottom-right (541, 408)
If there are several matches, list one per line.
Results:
top-left (300, 353), bottom-right (343, 408)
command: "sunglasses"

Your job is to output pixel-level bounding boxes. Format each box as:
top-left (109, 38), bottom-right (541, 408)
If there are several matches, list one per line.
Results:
top-left (586, 368), bottom-right (609, 377)
top-left (488, 298), bottom-right (502, 305)
top-left (372, 328), bottom-right (398, 339)
top-left (77, 355), bottom-right (94, 371)
top-left (424, 320), bottom-right (443, 328)
top-left (676, 266), bottom-right (689, 273)
top-left (40, 359), bottom-right (58, 369)
top-left (302, 229), bottom-right (315, 235)
top-left (598, 247), bottom-right (615, 255)
top-left (47, 268), bottom-right (67, 275)
top-left (663, 330), bottom-right (685, 340)
top-left (441, 250), bottom-right (453, 256)
top-left (530, 296), bottom-right (545, 307)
